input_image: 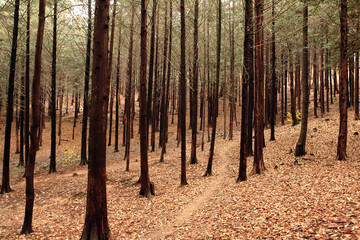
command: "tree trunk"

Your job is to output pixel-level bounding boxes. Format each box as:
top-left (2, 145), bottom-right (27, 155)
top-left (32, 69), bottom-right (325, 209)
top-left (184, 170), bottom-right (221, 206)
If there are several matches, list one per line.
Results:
top-left (229, 2), bottom-right (235, 141)
top-left (114, 12), bottom-right (122, 152)
top-left (19, 75), bottom-right (25, 167)
top-left (1, 0), bottom-right (20, 194)
top-left (337, 0), bottom-right (348, 160)
top-left (355, 52), bottom-right (359, 120)
top-left (204, 0), bottom-right (221, 177)
top-left (147, 0), bottom-right (157, 148)
top-left (313, 47), bottom-right (318, 118)
top-left (20, 0), bottom-right (45, 234)
top-left (25, 0), bottom-right (31, 167)
top-left (159, 1), bottom-right (169, 155)
top-left (325, 48), bottom-right (330, 112)
top-left (58, 86), bottom-right (63, 145)
top-left (349, 53), bottom-right (354, 108)
top-left (320, 48), bottom-right (325, 115)
top-left (80, 0), bottom-right (112, 238)
top-left (107, 0), bottom-right (118, 147)
top-left (295, 0), bottom-right (309, 157)
top-left (49, 0), bottom-right (57, 173)
top-left (139, 0), bottom-right (154, 197)
top-left (125, 0), bottom-right (135, 170)
top-left (179, 0), bottom-right (188, 185)
top-left (270, 0), bottom-right (276, 141)
top-left (247, 22), bottom-right (255, 157)
top-left (251, 0), bottom-right (266, 175)
top-left (238, 0), bottom-right (252, 182)
top-left (190, 0), bottom-right (199, 164)
top-left (80, 0), bottom-right (92, 165)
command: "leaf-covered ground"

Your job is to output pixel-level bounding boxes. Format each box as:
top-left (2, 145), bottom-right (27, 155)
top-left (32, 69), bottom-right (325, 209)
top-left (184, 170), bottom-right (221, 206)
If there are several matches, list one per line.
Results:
top-left (0, 100), bottom-right (359, 239)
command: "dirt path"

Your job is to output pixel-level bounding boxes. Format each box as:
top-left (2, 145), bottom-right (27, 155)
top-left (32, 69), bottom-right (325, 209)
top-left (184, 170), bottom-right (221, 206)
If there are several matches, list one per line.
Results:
top-left (146, 139), bottom-right (238, 239)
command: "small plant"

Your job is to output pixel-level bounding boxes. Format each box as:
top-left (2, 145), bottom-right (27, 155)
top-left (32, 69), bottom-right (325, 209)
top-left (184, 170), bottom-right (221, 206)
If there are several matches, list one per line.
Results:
top-left (58, 149), bottom-right (80, 167)
top-left (287, 110), bottom-right (301, 125)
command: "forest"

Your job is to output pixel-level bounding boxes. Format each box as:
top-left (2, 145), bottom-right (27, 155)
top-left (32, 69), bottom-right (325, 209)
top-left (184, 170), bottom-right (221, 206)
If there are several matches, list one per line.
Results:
top-left (0, 0), bottom-right (359, 239)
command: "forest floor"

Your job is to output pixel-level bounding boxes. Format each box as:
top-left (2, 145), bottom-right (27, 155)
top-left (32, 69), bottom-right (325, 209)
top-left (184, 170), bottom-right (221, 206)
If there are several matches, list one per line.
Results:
top-left (0, 97), bottom-right (360, 239)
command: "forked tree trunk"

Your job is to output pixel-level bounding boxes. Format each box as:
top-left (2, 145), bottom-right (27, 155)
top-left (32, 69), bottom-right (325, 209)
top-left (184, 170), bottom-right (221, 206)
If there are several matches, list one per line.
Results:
top-left (80, 0), bottom-right (92, 165)
top-left (1, 0), bottom-right (20, 194)
top-left (20, 0), bottom-right (45, 234)
top-left (49, 0), bottom-right (57, 173)
top-left (295, 0), bottom-right (309, 157)
top-left (337, 0), bottom-right (348, 160)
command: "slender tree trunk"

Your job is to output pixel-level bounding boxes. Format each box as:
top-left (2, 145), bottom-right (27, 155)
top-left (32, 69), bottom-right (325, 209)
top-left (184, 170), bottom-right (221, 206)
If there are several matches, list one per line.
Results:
top-left (349, 53), bottom-right (355, 108)
top-left (80, 0), bottom-right (92, 165)
top-left (337, 0), bottom-right (348, 160)
top-left (320, 48), bottom-right (325, 115)
top-left (296, 54), bottom-right (301, 111)
top-left (1, 0), bottom-right (20, 194)
top-left (179, 0), bottom-right (188, 185)
top-left (25, 0), bottom-right (31, 167)
top-left (238, 0), bottom-right (252, 182)
top-left (125, 0), bottom-right (135, 170)
top-left (295, 0), bottom-right (309, 157)
top-left (313, 47), bottom-right (318, 118)
top-left (229, 2), bottom-right (235, 140)
top-left (49, 0), bottom-right (57, 173)
top-left (289, 50), bottom-right (298, 124)
top-left (251, 0), bottom-right (266, 175)
top-left (107, 0), bottom-right (118, 147)
top-left (204, 0), bottom-right (221, 177)
top-left (355, 52), bottom-right (359, 120)
top-left (139, 0), bottom-right (154, 197)
top-left (159, 1), bottom-right (169, 154)
top-left (247, 27), bottom-right (255, 157)
top-left (190, 0), bottom-right (199, 164)
top-left (151, 9), bottom-right (160, 152)
top-left (147, 0), bottom-right (157, 148)
top-left (19, 75), bottom-right (25, 167)
top-left (58, 86), bottom-right (63, 145)
top-left (20, 0), bottom-right (45, 233)
top-left (270, 0), bottom-right (276, 140)
top-left (115, 13), bottom-right (122, 152)
top-left (325, 48), bottom-right (330, 112)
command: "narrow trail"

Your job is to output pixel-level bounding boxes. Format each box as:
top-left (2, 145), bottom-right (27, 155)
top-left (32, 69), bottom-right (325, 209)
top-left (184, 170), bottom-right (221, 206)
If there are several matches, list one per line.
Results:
top-left (145, 138), bottom-right (238, 239)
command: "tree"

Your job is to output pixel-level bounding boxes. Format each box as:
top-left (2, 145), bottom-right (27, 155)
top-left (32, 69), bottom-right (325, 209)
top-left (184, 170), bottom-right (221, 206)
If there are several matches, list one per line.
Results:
top-left (270, 0), bottom-right (276, 141)
top-left (295, 0), bottom-right (309, 157)
top-left (21, 0), bottom-right (46, 234)
top-left (107, 0), bottom-right (118, 147)
top-left (80, 0), bottom-right (112, 238)
top-left (25, 0), bottom-right (31, 167)
top-left (313, 47), bottom-right (318, 118)
top-left (238, 0), bottom-right (253, 182)
top-left (251, 0), bottom-right (266, 175)
top-left (139, 0), bottom-right (155, 198)
top-left (190, 0), bottom-right (199, 164)
top-left (80, 0), bottom-right (92, 165)
top-left (246, 0), bottom-right (255, 157)
top-left (355, 51), bottom-right (359, 120)
top-left (204, 0), bottom-right (221, 177)
top-left (1, 0), bottom-right (20, 194)
top-left (337, 0), bottom-right (348, 160)
top-left (49, 0), bottom-right (58, 174)
top-left (179, 0), bottom-right (187, 185)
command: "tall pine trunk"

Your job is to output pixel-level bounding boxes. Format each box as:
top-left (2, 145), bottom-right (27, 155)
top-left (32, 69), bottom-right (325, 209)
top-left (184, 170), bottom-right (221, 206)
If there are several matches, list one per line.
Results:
top-left (49, 0), bottom-right (57, 173)
top-left (295, 0), bottom-right (309, 157)
top-left (21, 0), bottom-right (45, 233)
top-left (337, 0), bottom-right (348, 160)
top-left (80, 0), bottom-right (92, 165)
top-left (1, 0), bottom-right (20, 194)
